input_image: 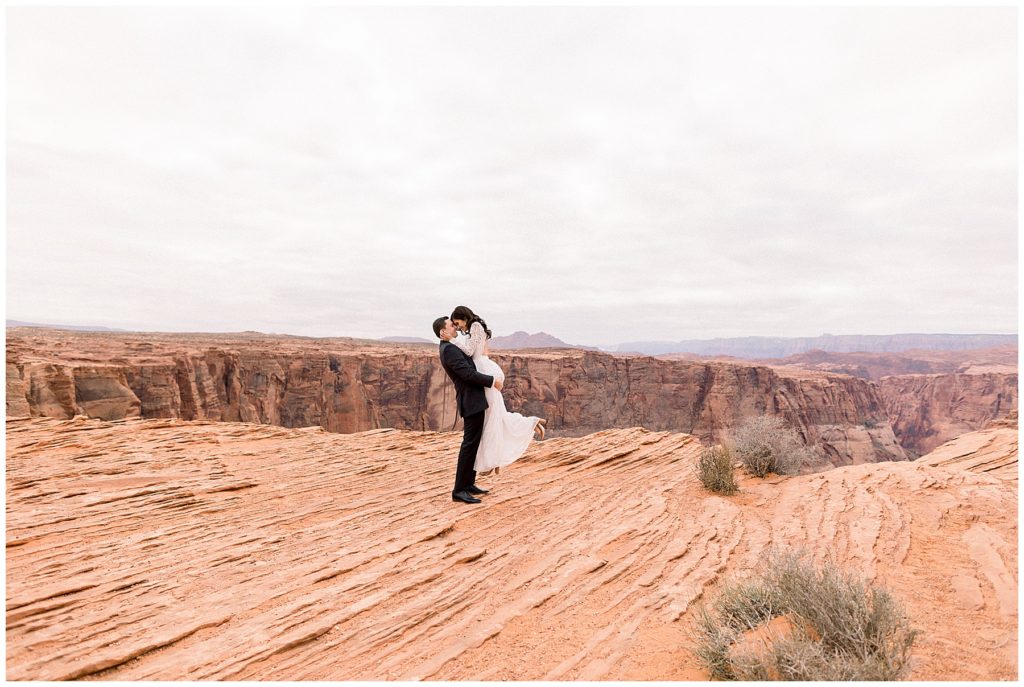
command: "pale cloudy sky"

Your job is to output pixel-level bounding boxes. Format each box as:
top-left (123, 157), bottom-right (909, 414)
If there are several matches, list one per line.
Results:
top-left (6, 6), bottom-right (1017, 346)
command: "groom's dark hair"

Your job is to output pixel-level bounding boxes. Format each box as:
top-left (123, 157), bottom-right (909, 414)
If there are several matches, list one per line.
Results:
top-left (432, 316), bottom-right (448, 339)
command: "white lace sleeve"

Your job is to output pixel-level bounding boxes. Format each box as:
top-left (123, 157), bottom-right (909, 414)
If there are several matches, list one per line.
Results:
top-left (450, 332), bottom-right (470, 355)
top-left (452, 321), bottom-right (486, 357)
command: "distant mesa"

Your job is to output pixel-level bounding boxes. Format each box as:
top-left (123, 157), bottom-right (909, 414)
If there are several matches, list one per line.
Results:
top-left (6, 319), bottom-right (128, 332)
top-left (490, 331), bottom-right (596, 350)
top-left (380, 336), bottom-right (434, 344)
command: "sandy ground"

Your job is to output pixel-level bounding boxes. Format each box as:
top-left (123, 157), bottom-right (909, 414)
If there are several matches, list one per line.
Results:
top-left (5, 416), bottom-right (1017, 680)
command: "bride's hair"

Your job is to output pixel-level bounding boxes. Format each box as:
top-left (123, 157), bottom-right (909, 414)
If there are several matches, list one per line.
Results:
top-left (450, 305), bottom-right (492, 339)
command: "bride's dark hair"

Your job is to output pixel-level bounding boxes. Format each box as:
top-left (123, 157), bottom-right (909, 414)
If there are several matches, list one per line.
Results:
top-left (450, 305), bottom-right (492, 339)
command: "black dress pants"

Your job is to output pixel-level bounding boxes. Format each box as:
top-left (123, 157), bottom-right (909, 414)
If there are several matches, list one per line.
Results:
top-left (454, 410), bottom-right (484, 494)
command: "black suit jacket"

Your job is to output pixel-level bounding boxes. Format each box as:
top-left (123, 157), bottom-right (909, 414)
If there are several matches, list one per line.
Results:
top-left (439, 341), bottom-right (494, 418)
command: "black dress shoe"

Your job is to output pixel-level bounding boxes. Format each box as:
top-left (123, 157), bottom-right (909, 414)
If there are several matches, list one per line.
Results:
top-left (452, 491), bottom-right (482, 504)
top-left (465, 485), bottom-right (489, 495)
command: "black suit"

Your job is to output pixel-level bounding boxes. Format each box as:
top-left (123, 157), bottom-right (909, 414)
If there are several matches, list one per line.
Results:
top-left (439, 340), bottom-right (494, 495)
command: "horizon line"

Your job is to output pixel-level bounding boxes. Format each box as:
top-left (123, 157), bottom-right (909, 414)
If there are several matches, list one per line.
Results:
top-left (5, 319), bottom-right (1019, 345)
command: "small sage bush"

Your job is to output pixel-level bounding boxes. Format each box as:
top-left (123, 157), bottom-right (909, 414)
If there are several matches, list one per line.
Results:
top-left (692, 550), bottom-right (919, 681)
top-left (696, 445), bottom-right (738, 495)
top-left (729, 416), bottom-right (813, 477)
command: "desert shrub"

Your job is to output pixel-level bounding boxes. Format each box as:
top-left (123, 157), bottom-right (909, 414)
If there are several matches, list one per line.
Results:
top-left (691, 550), bottom-right (918, 681)
top-left (762, 551), bottom-right (919, 679)
top-left (693, 605), bottom-right (738, 680)
top-left (696, 445), bottom-right (738, 495)
top-left (712, 579), bottom-right (778, 631)
top-left (729, 416), bottom-right (813, 477)
top-left (692, 579), bottom-right (779, 680)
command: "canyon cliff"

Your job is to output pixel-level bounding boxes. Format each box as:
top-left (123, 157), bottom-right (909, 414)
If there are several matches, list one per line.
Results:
top-left (7, 328), bottom-right (904, 467)
top-left (879, 372), bottom-right (1018, 456)
top-left (728, 347), bottom-right (1018, 457)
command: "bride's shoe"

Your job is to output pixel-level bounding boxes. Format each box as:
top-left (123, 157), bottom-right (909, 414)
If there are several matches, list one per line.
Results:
top-left (534, 421), bottom-right (546, 440)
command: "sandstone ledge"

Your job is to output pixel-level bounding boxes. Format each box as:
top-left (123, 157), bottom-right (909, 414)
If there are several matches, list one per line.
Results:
top-left (6, 417), bottom-right (1017, 680)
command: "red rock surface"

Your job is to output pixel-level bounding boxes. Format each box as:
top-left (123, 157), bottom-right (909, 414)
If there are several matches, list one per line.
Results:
top-left (915, 411), bottom-right (1017, 478)
top-left (5, 417), bottom-right (1015, 680)
top-left (6, 328), bottom-right (905, 467)
top-left (879, 372), bottom-right (1018, 456)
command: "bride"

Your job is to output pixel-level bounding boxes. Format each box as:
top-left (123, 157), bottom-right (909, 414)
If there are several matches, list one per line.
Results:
top-left (449, 305), bottom-right (546, 474)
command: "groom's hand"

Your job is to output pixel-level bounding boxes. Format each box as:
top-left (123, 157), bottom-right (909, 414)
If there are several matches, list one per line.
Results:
top-left (494, 378), bottom-right (503, 391)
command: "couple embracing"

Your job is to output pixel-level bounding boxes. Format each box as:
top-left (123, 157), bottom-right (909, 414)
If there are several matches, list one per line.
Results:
top-left (432, 306), bottom-right (546, 504)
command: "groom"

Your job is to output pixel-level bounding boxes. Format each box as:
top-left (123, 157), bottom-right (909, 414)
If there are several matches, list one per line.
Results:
top-left (433, 316), bottom-right (502, 504)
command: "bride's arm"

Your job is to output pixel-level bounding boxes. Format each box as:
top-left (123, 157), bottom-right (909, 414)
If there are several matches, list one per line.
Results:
top-left (452, 321), bottom-right (486, 357)
top-left (449, 332), bottom-right (472, 356)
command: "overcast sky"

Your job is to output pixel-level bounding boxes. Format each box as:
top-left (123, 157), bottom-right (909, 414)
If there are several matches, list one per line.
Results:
top-left (6, 6), bottom-right (1018, 346)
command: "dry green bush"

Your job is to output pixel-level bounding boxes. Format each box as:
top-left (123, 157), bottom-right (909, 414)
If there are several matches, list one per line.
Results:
top-left (696, 445), bottom-right (738, 495)
top-left (712, 579), bottom-right (778, 631)
top-left (692, 551), bottom-right (918, 681)
top-left (693, 605), bottom-right (738, 680)
top-left (729, 416), bottom-right (813, 477)
top-left (692, 579), bottom-right (778, 679)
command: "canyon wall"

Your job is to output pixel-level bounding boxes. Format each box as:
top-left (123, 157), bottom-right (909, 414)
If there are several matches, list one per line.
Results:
top-left (6, 330), bottom-right (905, 467)
top-left (879, 372), bottom-right (1019, 456)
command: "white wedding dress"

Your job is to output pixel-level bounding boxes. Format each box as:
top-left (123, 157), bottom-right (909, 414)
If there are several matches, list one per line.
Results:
top-left (452, 322), bottom-right (541, 472)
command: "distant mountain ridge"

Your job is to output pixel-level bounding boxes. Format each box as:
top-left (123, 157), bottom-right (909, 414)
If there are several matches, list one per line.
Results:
top-left (618, 333), bottom-right (1018, 358)
top-left (379, 332), bottom-right (585, 349)
top-left (7, 320), bottom-right (127, 332)
top-left (12, 321), bottom-right (1016, 358)
top-left (380, 336), bottom-right (434, 344)
top-left (489, 331), bottom-right (596, 350)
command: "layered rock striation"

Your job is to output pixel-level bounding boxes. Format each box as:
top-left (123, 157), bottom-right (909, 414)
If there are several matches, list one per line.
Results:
top-left (5, 417), bottom-right (1016, 680)
top-left (7, 329), bottom-right (904, 466)
top-left (740, 346), bottom-right (1018, 457)
top-left (879, 372), bottom-right (1018, 457)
